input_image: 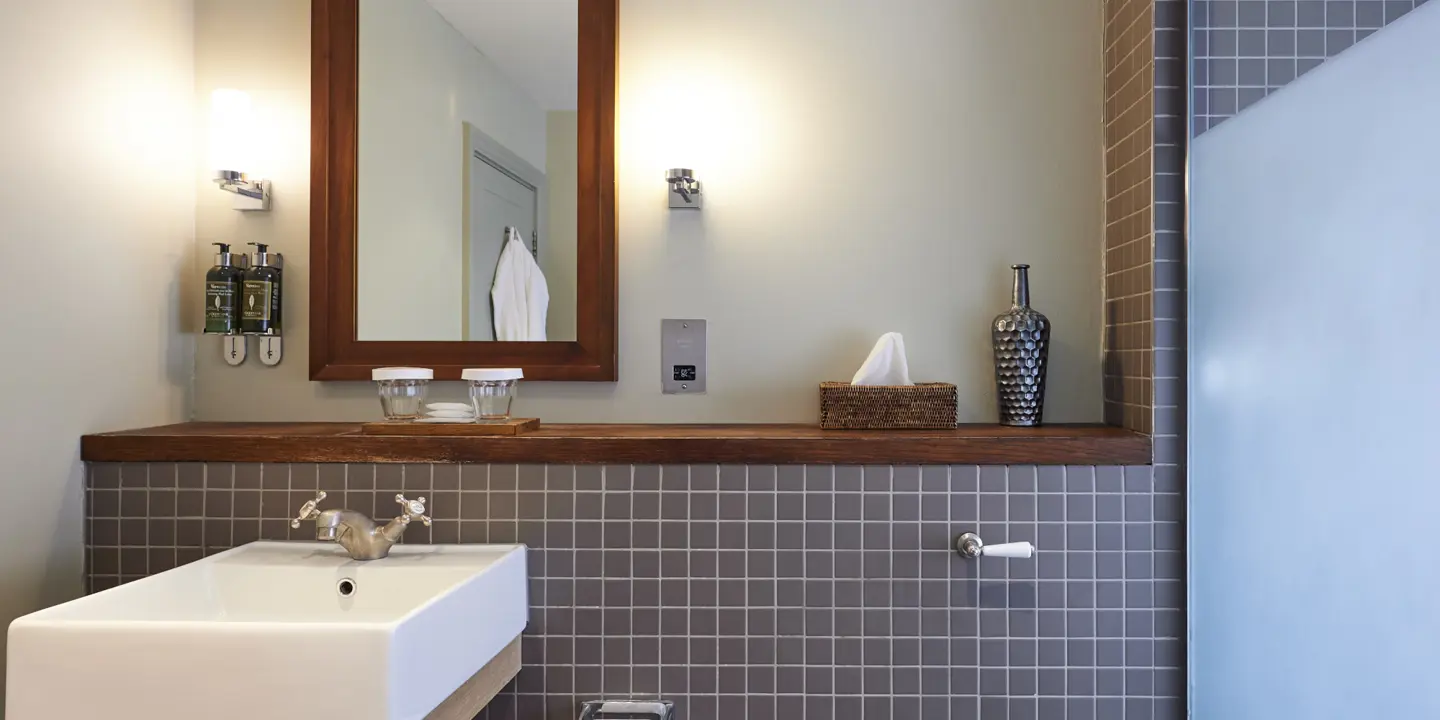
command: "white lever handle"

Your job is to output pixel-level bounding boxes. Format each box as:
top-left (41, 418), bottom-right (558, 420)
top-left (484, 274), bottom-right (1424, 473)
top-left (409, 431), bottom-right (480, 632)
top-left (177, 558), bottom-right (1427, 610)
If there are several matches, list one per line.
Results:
top-left (955, 532), bottom-right (1035, 559)
top-left (981, 541), bottom-right (1035, 559)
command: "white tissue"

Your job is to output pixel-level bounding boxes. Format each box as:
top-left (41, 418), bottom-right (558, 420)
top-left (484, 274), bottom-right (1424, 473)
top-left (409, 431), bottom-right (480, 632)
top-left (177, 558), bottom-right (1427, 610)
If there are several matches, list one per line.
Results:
top-left (426, 410), bottom-right (476, 419)
top-left (850, 332), bottom-right (913, 386)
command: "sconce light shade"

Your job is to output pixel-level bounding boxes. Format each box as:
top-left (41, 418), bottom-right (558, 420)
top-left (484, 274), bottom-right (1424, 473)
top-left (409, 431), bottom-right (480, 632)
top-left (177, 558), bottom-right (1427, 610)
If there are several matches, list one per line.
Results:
top-left (210, 89), bottom-right (270, 211)
top-left (666, 168), bottom-right (702, 209)
top-left (210, 89), bottom-right (252, 171)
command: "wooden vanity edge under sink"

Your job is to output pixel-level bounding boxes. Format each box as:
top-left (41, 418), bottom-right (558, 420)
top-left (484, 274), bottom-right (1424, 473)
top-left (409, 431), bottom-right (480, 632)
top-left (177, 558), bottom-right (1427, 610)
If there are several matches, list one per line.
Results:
top-left (427, 635), bottom-right (521, 720)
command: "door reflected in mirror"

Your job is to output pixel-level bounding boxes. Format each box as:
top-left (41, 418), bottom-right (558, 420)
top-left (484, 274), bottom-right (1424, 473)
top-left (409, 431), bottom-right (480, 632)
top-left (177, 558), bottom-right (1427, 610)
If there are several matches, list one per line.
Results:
top-left (356, 0), bottom-right (578, 342)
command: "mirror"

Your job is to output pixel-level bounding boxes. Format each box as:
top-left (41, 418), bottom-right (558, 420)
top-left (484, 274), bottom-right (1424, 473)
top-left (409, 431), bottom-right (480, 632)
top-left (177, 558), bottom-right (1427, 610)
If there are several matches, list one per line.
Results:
top-left (311, 0), bottom-right (616, 380)
top-left (355, 0), bottom-right (578, 342)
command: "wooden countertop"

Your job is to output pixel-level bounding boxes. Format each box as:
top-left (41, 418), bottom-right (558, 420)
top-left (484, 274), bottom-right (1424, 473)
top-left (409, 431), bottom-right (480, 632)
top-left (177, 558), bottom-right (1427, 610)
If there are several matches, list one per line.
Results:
top-left (81, 423), bottom-right (1151, 465)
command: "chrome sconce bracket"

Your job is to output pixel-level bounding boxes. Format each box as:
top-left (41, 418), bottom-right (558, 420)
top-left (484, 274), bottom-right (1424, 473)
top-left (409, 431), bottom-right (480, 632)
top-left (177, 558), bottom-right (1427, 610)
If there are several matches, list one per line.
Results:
top-left (665, 168), bottom-right (702, 209)
top-left (214, 170), bottom-right (271, 211)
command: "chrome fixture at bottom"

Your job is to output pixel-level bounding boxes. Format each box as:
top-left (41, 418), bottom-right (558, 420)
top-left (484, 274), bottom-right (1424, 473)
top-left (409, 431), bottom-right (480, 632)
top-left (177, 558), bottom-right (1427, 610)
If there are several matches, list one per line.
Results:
top-left (580, 700), bottom-right (676, 720)
top-left (291, 491), bottom-right (432, 560)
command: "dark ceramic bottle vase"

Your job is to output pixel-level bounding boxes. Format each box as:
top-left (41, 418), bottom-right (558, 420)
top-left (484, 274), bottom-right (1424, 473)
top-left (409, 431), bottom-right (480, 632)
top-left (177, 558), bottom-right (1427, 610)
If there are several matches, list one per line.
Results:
top-left (992, 264), bottom-right (1050, 426)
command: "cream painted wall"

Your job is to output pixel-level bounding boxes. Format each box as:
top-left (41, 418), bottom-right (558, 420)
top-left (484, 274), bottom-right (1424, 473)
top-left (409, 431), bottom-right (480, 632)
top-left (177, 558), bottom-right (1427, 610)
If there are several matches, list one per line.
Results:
top-left (0, 0), bottom-right (195, 704)
top-left (193, 0), bottom-right (313, 421)
top-left (544, 111), bottom-right (580, 342)
top-left (194, 0), bottom-right (1104, 424)
top-left (356, 0), bottom-right (548, 342)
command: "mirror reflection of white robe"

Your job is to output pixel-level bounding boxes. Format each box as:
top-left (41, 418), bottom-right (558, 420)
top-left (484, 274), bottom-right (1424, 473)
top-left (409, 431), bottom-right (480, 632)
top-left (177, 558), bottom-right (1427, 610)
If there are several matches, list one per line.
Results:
top-left (491, 228), bottom-right (549, 341)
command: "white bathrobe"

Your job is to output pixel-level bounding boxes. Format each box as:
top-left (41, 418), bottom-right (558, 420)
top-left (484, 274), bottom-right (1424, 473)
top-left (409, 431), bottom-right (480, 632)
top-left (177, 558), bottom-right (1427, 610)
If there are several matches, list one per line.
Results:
top-left (491, 228), bottom-right (550, 341)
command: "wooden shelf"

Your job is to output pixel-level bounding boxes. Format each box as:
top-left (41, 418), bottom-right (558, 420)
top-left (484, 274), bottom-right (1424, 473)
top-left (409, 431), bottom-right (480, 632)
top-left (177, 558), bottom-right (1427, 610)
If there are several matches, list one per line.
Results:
top-left (81, 422), bottom-right (1150, 466)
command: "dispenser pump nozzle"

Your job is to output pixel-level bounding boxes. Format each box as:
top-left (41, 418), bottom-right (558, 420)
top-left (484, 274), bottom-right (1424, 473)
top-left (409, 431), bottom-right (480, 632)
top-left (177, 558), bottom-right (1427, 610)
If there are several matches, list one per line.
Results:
top-left (247, 242), bottom-right (278, 268)
top-left (212, 242), bottom-right (243, 267)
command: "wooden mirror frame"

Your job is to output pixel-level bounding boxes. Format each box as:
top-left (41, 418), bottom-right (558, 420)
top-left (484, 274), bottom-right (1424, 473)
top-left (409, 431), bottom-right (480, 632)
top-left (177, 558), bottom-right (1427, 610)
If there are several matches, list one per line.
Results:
top-left (310, 0), bottom-right (617, 381)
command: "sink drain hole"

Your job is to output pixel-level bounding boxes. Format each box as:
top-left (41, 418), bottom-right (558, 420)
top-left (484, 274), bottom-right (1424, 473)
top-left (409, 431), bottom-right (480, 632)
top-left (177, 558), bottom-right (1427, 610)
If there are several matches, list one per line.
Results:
top-left (337, 578), bottom-right (357, 597)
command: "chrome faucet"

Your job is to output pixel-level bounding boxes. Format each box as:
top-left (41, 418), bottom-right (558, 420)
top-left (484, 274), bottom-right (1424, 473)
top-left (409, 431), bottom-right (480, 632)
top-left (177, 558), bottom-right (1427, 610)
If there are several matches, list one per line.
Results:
top-left (291, 491), bottom-right (432, 560)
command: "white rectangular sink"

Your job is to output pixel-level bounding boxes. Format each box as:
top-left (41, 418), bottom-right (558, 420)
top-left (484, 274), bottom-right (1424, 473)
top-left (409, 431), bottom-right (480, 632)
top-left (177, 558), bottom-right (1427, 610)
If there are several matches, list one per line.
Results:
top-left (6, 541), bottom-right (527, 720)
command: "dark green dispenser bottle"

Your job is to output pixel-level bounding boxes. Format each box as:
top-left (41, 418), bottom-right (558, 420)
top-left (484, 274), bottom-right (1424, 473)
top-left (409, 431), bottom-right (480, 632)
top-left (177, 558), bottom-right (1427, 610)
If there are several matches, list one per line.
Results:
top-left (240, 242), bottom-right (283, 335)
top-left (203, 243), bottom-right (247, 334)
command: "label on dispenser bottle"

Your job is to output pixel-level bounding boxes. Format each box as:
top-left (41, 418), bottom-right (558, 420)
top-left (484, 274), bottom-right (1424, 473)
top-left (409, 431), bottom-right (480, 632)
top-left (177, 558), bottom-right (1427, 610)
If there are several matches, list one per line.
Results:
top-left (204, 281), bottom-right (237, 333)
top-left (242, 280), bottom-right (273, 322)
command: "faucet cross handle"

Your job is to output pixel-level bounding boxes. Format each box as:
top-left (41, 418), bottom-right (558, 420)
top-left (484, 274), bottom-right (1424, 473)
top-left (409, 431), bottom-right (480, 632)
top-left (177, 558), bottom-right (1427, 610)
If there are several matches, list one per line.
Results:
top-left (290, 490), bottom-right (328, 528)
top-left (395, 494), bottom-right (432, 527)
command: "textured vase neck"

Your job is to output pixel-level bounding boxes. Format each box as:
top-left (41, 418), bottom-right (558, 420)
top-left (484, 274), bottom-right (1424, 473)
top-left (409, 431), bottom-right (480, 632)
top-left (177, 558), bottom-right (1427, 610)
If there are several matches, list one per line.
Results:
top-left (1011, 264), bottom-right (1030, 308)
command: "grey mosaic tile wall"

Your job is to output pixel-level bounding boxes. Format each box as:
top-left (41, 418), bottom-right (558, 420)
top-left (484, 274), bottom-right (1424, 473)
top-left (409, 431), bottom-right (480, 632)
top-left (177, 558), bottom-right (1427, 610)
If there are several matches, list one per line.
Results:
top-left (1194, 0), bottom-right (1431, 133)
top-left (1102, 0), bottom-right (1156, 434)
top-left (1101, 0), bottom-right (1186, 453)
top-left (1155, 4), bottom-right (1187, 470)
top-left (87, 462), bottom-right (1184, 720)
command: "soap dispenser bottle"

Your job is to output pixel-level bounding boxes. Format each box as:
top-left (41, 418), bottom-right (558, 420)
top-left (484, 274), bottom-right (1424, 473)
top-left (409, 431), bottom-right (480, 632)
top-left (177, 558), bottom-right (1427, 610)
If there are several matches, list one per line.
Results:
top-left (241, 242), bottom-right (283, 336)
top-left (203, 243), bottom-right (247, 334)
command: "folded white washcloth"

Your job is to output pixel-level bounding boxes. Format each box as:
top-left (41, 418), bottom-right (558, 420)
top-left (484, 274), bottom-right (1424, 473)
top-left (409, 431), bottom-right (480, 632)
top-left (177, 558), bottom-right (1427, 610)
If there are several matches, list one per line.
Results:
top-left (426, 409), bottom-right (476, 419)
top-left (850, 332), bottom-right (913, 386)
top-left (427, 403), bottom-right (473, 412)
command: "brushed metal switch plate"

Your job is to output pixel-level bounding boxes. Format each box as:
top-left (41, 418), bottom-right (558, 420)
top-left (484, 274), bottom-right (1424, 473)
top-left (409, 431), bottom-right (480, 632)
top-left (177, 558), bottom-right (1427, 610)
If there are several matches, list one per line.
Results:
top-left (661, 319), bottom-right (706, 394)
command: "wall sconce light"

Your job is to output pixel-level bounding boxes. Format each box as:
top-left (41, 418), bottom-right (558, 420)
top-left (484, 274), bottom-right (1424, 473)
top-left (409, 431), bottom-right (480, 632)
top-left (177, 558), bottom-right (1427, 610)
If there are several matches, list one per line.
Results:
top-left (210, 89), bottom-right (271, 211)
top-left (665, 168), bottom-right (702, 209)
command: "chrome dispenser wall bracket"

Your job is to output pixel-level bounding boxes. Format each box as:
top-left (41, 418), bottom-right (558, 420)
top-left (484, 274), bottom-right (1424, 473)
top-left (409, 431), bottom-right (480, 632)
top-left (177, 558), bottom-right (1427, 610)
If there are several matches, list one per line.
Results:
top-left (212, 334), bottom-right (280, 367)
top-left (214, 170), bottom-right (271, 211)
top-left (222, 335), bottom-right (247, 366)
top-left (258, 336), bottom-right (283, 366)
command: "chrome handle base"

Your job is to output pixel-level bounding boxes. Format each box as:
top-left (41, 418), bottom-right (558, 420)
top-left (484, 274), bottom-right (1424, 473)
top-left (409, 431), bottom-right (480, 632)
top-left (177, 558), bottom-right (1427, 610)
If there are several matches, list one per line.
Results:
top-left (290, 490), bottom-right (327, 529)
top-left (395, 494), bottom-right (432, 527)
top-left (956, 532), bottom-right (985, 558)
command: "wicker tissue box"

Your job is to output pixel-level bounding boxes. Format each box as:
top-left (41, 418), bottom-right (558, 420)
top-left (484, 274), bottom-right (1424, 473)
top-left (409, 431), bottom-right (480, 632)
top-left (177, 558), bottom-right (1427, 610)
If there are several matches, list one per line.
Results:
top-left (818, 382), bottom-right (958, 430)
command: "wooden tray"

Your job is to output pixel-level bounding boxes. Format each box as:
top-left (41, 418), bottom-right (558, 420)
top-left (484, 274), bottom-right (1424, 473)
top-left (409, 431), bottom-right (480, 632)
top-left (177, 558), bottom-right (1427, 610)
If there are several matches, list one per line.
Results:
top-left (359, 418), bottom-right (540, 436)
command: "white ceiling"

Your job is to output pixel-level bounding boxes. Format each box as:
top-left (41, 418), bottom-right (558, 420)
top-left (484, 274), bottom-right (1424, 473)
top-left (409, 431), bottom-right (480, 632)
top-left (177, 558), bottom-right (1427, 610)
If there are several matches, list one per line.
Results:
top-left (426, 0), bottom-right (579, 112)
